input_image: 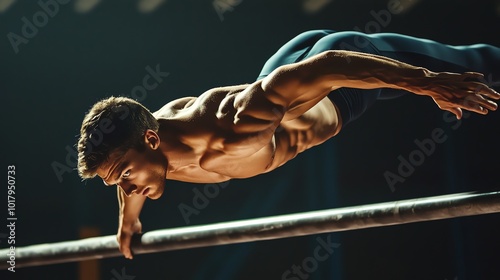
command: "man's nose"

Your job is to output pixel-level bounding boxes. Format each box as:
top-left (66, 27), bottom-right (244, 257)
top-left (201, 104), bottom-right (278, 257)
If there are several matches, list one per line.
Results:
top-left (118, 182), bottom-right (138, 196)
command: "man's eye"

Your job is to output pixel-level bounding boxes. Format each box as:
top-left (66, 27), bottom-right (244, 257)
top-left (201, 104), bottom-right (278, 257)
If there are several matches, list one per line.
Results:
top-left (122, 170), bottom-right (131, 178)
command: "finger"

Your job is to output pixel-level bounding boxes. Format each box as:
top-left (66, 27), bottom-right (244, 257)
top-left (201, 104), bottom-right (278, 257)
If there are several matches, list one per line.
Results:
top-left (471, 83), bottom-right (500, 100)
top-left (448, 107), bottom-right (462, 120)
top-left (477, 96), bottom-right (497, 111)
top-left (122, 245), bottom-right (133, 259)
top-left (462, 102), bottom-right (489, 115)
top-left (463, 93), bottom-right (496, 112)
top-left (464, 95), bottom-right (498, 111)
top-left (462, 72), bottom-right (485, 82)
top-left (119, 236), bottom-right (133, 259)
top-left (473, 106), bottom-right (489, 115)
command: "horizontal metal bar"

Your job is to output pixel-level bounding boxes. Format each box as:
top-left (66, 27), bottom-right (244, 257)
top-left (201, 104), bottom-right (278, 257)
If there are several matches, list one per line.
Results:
top-left (2, 190), bottom-right (500, 269)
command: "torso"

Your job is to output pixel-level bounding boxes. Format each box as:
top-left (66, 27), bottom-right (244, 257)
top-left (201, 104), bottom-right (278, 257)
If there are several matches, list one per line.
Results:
top-left (154, 84), bottom-right (341, 183)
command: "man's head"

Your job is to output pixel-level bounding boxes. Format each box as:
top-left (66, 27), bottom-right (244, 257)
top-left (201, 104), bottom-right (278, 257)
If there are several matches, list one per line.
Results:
top-left (77, 96), bottom-right (167, 199)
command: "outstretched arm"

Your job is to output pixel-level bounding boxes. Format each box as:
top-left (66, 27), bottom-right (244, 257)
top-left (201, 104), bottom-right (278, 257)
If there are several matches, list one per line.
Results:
top-left (234, 50), bottom-right (499, 125)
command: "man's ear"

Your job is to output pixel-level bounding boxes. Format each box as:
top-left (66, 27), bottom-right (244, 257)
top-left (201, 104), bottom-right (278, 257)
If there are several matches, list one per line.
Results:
top-left (144, 129), bottom-right (161, 150)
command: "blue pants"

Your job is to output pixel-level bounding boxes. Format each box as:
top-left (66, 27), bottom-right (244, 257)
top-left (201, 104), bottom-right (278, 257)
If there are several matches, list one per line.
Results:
top-left (257, 30), bottom-right (500, 126)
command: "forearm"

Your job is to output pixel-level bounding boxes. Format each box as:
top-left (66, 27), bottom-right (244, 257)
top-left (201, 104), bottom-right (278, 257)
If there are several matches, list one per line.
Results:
top-left (117, 188), bottom-right (146, 224)
top-left (116, 188), bottom-right (145, 259)
top-left (261, 50), bottom-right (432, 109)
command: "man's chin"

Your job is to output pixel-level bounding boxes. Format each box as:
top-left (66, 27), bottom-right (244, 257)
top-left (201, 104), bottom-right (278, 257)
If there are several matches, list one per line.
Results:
top-left (147, 185), bottom-right (165, 200)
top-left (148, 192), bottom-right (162, 200)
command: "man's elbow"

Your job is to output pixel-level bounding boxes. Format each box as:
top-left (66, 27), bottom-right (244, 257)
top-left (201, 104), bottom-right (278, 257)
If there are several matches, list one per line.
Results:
top-left (261, 65), bottom-right (307, 105)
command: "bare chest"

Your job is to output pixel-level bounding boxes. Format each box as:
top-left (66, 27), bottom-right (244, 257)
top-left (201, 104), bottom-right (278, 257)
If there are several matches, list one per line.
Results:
top-left (167, 133), bottom-right (277, 183)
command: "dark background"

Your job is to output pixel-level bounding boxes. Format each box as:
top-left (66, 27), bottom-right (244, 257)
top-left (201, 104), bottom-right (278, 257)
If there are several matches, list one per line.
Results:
top-left (1, 0), bottom-right (500, 279)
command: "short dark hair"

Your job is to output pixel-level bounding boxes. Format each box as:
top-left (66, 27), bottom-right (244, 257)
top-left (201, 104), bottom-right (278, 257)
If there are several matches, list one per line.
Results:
top-left (77, 96), bottom-right (159, 179)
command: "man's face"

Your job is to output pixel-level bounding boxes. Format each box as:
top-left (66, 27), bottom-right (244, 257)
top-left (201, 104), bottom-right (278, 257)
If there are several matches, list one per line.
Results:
top-left (97, 132), bottom-right (167, 200)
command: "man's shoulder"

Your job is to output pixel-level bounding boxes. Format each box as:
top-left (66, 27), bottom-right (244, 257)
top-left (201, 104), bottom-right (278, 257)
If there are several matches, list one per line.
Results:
top-left (153, 84), bottom-right (251, 119)
top-left (199, 84), bottom-right (250, 100)
top-left (152, 97), bottom-right (197, 119)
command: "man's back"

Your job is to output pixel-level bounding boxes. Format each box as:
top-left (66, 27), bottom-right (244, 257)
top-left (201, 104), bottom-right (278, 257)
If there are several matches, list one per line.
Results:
top-left (153, 82), bottom-right (342, 183)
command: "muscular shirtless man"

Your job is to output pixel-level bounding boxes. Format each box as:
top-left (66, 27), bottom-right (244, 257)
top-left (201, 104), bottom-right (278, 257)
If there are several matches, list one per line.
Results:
top-left (76, 30), bottom-right (500, 259)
